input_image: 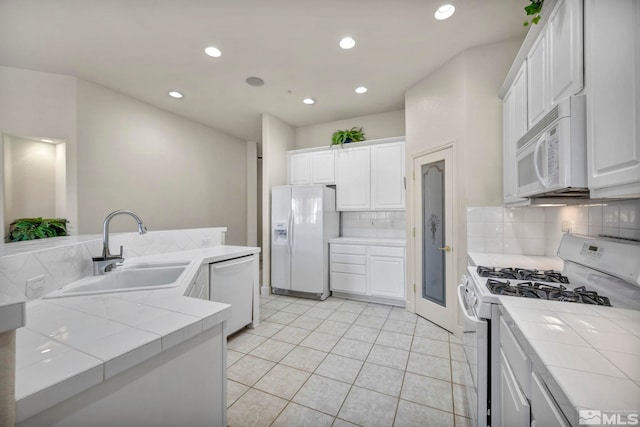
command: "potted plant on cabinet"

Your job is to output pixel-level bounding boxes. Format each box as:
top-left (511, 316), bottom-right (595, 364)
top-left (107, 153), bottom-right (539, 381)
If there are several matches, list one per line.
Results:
top-left (330, 127), bottom-right (366, 147)
top-left (6, 217), bottom-right (69, 242)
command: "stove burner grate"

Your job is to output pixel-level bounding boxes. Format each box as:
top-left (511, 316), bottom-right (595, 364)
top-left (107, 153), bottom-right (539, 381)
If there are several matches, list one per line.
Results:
top-left (483, 278), bottom-right (612, 306)
top-left (477, 266), bottom-right (570, 283)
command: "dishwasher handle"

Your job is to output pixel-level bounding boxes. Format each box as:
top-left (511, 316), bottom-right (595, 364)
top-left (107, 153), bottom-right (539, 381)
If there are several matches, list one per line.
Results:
top-left (212, 256), bottom-right (254, 271)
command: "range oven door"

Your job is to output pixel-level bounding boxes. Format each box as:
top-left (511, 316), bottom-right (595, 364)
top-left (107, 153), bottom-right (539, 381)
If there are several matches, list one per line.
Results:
top-left (458, 284), bottom-right (489, 427)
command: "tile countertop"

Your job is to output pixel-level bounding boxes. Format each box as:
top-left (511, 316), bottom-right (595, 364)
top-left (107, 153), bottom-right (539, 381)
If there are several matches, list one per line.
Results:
top-left (15, 245), bottom-right (260, 422)
top-left (468, 251), bottom-right (563, 271)
top-left (499, 297), bottom-right (640, 426)
top-left (329, 237), bottom-right (406, 247)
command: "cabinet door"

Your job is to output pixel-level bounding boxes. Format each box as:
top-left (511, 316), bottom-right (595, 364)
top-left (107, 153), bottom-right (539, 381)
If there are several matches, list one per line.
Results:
top-left (512, 62), bottom-right (528, 144)
top-left (500, 350), bottom-right (531, 427)
top-left (548, 0), bottom-right (583, 105)
top-left (503, 89), bottom-right (527, 205)
top-left (312, 151), bottom-right (335, 184)
top-left (527, 30), bottom-right (549, 128)
top-left (369, 255), bottom-right (405, 299)
top-left (586, 0), bottom-right (640, 197)
top-left (335, 146), bottom-right (371, 210)
top-left (288, 153), bottom-right (312, 185)
top-left (371, 142), bottom-right (405, 210)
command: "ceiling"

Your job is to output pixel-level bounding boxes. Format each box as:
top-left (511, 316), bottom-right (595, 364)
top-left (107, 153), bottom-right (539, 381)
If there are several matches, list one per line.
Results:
top-left (0, 0), bottom-right (528, 142)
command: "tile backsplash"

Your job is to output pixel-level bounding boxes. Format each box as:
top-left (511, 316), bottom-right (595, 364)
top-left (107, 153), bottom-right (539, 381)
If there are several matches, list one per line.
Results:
top-left (468, 199), bottom-right (640, 256)
top-left (0, 227), bottom-right (226, 300)
top-left (341, 211), bottom-right (406, 239)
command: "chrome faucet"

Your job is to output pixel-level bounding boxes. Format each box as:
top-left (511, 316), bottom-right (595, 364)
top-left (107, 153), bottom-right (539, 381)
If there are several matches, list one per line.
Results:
top-left (92, 210), bottom-right (147, 275)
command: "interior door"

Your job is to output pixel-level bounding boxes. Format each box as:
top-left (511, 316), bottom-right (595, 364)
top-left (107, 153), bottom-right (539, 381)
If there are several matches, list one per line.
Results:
top-left (414, 147), bottom-right (456, 332)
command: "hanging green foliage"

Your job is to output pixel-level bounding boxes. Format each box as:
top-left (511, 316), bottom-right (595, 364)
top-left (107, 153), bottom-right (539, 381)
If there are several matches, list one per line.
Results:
top-left (524, 0), bottom-right (544, 26)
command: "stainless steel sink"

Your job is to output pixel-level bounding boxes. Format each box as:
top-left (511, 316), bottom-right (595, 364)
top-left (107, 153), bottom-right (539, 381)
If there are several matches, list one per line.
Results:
top-left (44, 262), bottom-right (190, 298)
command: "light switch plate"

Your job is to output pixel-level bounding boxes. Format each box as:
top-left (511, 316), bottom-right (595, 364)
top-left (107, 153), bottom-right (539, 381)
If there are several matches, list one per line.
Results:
top-left (25, 275), bottom-right (46, 299)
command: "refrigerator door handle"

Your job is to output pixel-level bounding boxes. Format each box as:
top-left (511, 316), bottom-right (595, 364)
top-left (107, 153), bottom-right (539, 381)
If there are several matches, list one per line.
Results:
top-left (289, 202), bottom-right (295, 253)
top-left (288, 208), bottom-right (293, 254)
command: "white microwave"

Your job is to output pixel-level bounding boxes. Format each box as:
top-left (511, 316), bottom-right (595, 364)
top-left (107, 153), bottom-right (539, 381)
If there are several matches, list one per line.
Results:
top-left (515, 95), bottom-right (588, 198)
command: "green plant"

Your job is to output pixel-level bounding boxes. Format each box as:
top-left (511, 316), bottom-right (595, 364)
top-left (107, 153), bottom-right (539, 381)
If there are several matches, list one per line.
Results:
top-left (523, 0), bottom-right (544, 26)
top-left (6, 217), bottom-right (69, 242)
top-left (330, 127), bottom-right (366, 147)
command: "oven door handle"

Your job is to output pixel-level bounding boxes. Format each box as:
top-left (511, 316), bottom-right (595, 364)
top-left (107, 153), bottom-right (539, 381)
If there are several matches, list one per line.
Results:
top-left (458, 285), bottom-right (479, 332)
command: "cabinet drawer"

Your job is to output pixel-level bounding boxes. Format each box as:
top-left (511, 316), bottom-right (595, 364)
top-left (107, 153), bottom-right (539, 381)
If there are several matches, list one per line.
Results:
top-left (331, 262), bottom-right (366, 275)
top-left (331, 253), bottom-right (366, 265)
top-left (330, 244), bottom-right (366, 255)
top-left (331, 272), bottom-right (366, 294)
top-left (369, 246), bottom-right (404, 257)
top-left (500, 317), bottom-right (531, 399)
top-left (531, 371), bottom-right (570, 427)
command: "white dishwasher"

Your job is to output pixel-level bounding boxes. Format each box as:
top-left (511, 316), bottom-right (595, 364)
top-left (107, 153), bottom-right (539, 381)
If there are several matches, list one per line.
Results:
top-left (209, 254), bottom-right (255, 336)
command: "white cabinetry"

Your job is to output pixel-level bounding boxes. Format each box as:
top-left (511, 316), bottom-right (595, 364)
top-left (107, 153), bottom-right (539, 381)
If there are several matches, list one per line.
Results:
top-left (503, 63), bottom-right (529, 205)
top-left (527, 30), bottom-right (549, 127)
top-left (335, 139), bottom-right (405, 211)
top-left (287, 150), bottom-right (335, 185)
top-left (335, 146), bottom-right (371, 210)
top-left (330, 241), bottom-right (405, 304)
top-left (548, 0), bottom-right (583, 105)
top-left (585, 0), bottom-right (640, 198)
top-left (312, 150), bottom-right (336, 184)
top-left (499, 316), bottom-right (531, 427)
top-left (371, 142), bottom-right (406, 210)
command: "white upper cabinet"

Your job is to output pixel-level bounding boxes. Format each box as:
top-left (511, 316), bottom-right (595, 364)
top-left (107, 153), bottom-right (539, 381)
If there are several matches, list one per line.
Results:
top-left (335, 139), bottom-right (406, 211)
top-left (585, 0), bottom-right (640, 198)
top-left (503, 64), bottom-right (529, 205)
top-left (312, 150), bottom-right (335, 184)
top-left (371, 142), bottom-right (405, 210)
top-left (287, 150), bottom-right (335, 185)
top-left (288, 152), bottom-right (312, 185)
top-left (335, 145), bottom-right (371, 210)
top-left (527, 30), bottom-right (549, 127)
top-left (548, 0), bottom-right (583, 105)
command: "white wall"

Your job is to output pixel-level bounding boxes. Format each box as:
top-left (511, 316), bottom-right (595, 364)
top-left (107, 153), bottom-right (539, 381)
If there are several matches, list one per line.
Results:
top-left (261, 113), bottom-right (296, 288)
top-left (3, 136), bottom-right (57, 230)
top-left (76, 80), bottom-right (247, 244)
top-left (0, 66), bottom-right (77, 236)
top-left (295, 110), bottom-right (405, 150)
top-left (404, 38), bottom-right (522, 312)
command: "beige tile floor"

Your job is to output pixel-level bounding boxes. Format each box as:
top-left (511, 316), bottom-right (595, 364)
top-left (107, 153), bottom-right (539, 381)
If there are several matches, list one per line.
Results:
top-left (226, 293), bottom-right (472, 427)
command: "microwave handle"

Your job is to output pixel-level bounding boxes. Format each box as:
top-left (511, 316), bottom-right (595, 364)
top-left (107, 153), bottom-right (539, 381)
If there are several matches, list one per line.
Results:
top-left (533, 134), bottom-right (547, 186)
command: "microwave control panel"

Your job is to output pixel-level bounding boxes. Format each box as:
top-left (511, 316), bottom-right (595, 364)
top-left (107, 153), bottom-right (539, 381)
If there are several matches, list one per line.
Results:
top-left (547, 128), bottom-right (560, 186)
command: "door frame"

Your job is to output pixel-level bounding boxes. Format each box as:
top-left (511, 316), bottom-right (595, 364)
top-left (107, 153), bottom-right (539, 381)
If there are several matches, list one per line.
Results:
top-left (407, 142), bottom-right (459, 333)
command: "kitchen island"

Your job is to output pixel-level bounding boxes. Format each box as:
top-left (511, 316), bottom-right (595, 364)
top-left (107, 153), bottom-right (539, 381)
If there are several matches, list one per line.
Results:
top-left (2, 230), bottom-right (259, 427)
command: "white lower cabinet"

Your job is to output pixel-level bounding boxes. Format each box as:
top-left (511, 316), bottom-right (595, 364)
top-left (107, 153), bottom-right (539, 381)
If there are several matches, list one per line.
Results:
top-left (330, 241), bottom-right (405, 303)
top-left (498, 313), bottom-right (570, 427)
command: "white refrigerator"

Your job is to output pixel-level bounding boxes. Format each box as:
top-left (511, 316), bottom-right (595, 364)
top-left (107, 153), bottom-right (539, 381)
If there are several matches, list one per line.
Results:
top-left (271, 185), bottom-right (339, 300)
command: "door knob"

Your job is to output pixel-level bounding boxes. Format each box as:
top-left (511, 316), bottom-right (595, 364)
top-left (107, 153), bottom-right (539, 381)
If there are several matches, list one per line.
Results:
top-left (439, 245), bottom-right (452, 253)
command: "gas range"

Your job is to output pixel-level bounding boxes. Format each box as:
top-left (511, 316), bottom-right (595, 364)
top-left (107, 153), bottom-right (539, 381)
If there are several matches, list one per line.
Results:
top-left (478, 267), bottom-right (612, 306)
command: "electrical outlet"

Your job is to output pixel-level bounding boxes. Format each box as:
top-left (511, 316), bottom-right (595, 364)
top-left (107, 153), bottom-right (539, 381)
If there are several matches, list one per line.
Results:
top-left (201, 238), bottom-right (211, 247)
top-left (25, 275), bottom-right (46, 299)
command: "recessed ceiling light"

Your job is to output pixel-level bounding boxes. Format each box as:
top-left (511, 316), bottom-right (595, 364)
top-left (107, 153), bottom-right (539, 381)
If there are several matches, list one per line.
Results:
top-left (168, 91), bottom-right (183, 99)
top-left (40, 138), bottom-right (54, 143)
top-left (246, 77), bottom-right (265, 87)
top-left (303, 98), bottom-right (315, 105)
top-left (355, 86), bottom-right (368, 94)
top-left (434, 4), bottom-right (455, 20)
top-left (339, 37), bottom-right (356, 49)
top-left (204, 46), bottom-right (222, 57)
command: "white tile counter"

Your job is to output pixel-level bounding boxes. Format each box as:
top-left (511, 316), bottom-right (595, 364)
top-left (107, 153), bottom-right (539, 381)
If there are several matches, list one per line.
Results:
top-left (15, 245), bottom-right (259, 422)
top-left (468, 251), bottom-right (563, 271)
top-left (500, 297), bottom-right (640, 425)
